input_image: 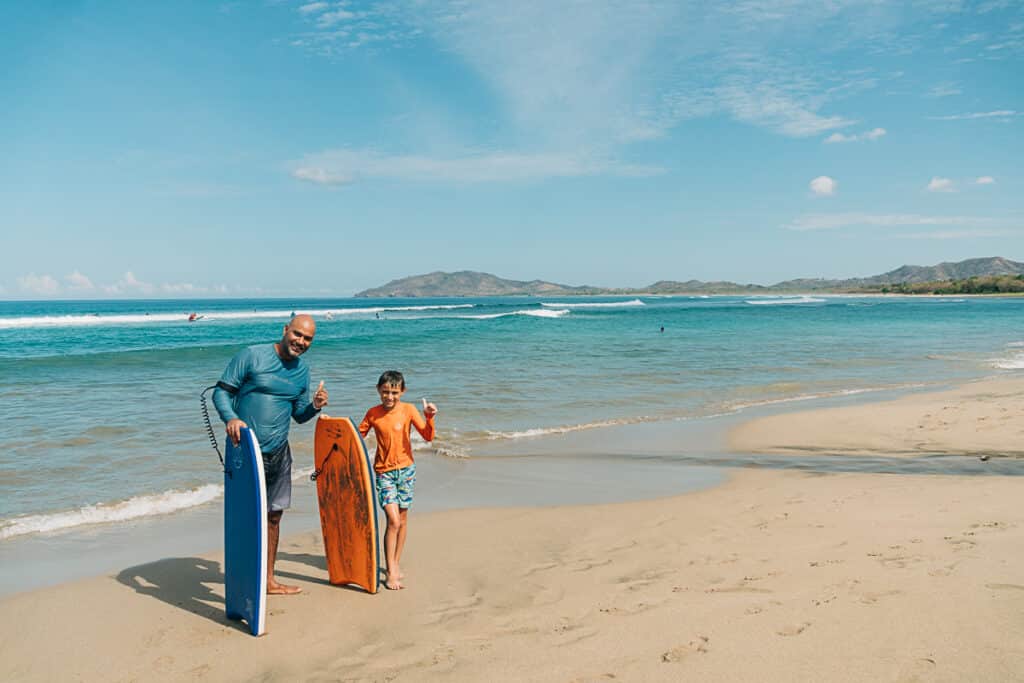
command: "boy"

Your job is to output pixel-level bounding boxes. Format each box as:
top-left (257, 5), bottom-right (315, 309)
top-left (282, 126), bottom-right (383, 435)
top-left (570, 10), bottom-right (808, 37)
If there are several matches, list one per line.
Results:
top-left (358, 370), bottom-right (437, 590)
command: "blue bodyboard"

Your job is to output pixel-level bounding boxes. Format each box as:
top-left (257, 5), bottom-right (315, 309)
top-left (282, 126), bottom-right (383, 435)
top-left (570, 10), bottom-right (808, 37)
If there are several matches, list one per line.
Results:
top-left (224, 427), bottom-right (268, 636)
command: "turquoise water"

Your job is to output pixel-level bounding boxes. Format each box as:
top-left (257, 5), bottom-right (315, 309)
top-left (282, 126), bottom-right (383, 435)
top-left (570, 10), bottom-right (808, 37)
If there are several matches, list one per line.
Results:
top-left (1, 294), bottom-right (1022, 540)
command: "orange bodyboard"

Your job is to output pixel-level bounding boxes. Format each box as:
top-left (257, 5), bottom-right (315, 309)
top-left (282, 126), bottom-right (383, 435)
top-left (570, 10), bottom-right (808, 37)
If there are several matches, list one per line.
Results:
top-left (313, 416), bottom-right (380, 593)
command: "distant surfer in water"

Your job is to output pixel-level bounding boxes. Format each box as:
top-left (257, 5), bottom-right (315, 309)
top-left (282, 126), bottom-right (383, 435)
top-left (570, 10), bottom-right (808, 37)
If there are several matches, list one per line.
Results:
top-left (358, 371), bottom-right (437, 590)
top-left (213, 314), bottom-right (329, 595)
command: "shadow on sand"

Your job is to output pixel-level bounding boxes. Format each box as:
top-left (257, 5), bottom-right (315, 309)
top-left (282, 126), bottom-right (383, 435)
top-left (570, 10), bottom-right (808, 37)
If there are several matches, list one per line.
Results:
top-left (116, 557), bottom-right (248, 633)
top-left (276, 551), bottom-right (378, 594)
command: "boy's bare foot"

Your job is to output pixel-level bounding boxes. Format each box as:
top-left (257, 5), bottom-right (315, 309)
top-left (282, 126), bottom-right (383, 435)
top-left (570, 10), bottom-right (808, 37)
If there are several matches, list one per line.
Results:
top-left (385, 575), bottom-right (404, 590)
top-left (268, 580), bottom-right (302, 595)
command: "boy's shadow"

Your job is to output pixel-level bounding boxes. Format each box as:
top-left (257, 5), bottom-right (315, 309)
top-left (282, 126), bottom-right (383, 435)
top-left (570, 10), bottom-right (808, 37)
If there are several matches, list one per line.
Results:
top-left (116, 557), bottom-right (248, 632)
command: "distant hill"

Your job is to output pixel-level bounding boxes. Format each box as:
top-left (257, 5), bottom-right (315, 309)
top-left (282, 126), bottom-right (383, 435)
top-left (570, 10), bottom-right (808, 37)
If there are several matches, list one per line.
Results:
top-left (356, 270), bottom-right (606, 297)
top-left (355, 257), bottom-right (1024, 297)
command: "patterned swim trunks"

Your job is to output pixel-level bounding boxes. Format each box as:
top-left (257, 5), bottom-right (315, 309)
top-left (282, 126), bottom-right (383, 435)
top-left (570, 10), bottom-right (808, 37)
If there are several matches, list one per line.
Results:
top-left (376, 463), bottom-right (416, 509)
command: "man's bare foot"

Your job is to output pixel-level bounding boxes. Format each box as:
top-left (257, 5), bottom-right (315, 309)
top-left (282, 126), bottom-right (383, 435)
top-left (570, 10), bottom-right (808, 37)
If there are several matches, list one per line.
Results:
top-left (268, 580), bottom-right (302, 595)
top-left (385, 575), bottom-right (404, 590)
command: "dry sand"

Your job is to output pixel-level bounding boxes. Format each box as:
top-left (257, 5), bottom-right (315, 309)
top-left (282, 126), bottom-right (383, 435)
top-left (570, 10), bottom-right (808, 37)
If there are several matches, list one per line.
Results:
top-left (729, 376), bottom-right (1024, 458)
top-left (2, 378), bottom-right (1023, 682)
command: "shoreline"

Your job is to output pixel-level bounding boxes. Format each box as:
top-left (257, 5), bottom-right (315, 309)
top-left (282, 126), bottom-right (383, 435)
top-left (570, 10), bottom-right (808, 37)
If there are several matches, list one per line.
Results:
top-left (2, 374), bottom-right (1023, 680)
top-left (4, 375), bottom-right (1023, 598)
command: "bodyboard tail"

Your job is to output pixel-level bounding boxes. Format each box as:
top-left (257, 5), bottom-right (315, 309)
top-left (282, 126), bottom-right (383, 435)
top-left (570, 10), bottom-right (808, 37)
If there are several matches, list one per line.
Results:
top-left (224, 427), bottom-right (268, 635)
top-left (314, 416), bottom-right (380, 593)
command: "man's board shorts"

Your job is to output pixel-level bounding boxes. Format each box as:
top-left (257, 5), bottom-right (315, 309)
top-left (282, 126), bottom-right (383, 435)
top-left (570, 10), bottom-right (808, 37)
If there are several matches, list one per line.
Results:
top-left (376, 463), bottom-right (416, 509)
top-left (262, 442), bottom-right (293, 512)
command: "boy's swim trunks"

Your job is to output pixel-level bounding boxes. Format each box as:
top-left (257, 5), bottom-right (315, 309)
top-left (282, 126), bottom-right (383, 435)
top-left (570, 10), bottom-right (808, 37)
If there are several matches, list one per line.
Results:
top-left (376, 463), bottom-right (416, 509)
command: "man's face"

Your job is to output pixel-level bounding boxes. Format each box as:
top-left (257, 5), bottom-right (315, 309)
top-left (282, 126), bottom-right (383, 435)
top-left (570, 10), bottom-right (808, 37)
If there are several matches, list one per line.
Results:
top-left (279, 317), bottom-right (315, 360)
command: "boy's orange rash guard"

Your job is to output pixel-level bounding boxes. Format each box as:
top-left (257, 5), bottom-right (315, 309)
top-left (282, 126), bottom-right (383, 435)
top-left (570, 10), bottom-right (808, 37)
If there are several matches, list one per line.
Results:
top-left (358, 402), bottom-right (435, 473)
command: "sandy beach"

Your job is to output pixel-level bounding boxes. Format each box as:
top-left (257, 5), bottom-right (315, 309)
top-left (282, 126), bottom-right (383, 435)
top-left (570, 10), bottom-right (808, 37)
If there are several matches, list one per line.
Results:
top-left (2, 377), bottom-right (1023, 682)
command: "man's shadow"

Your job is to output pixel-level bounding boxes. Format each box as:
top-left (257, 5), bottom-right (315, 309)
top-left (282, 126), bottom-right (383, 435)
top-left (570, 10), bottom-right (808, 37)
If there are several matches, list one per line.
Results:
top-left (275, 551), bottom-right (332, 586)
top-left (276, 551), bottom-right (377, 594)
top-left (116, 557), bottom-right (248, 632)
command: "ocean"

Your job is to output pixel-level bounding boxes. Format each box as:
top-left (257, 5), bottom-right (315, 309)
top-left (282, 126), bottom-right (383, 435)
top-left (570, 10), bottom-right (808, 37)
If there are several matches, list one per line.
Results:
top-left (1, 294), bottom-right (1023, 547)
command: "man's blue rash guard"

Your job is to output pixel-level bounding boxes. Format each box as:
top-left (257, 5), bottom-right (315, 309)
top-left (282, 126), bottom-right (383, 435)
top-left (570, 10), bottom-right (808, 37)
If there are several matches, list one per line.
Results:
top-left (212, 345), bottom-right (319, 454)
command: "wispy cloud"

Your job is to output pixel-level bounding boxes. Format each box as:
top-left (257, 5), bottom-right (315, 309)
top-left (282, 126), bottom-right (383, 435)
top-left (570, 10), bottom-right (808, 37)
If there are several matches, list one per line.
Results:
top-left (824, 127), bottom-right (886, 143)
top-left (286, 1), bottom-right (930, 182)
top-left (292, 149), bottom-right (662, 184)
top-left (809, 176), bottom-right (837, 196)
top-left (976, 175), bottom-right (996, 185)
top-left (927, 82), bottom-right (961, 98)
top-left (298, 2), bottom-right (329, 15)
top-left (284, 2), bottom-right (1016, 186)
top-left (927, 177), bottom-right (955, 192)
top-left (890, 229), bottom-right (1011, 240)
top-left (65, 271), bottom-right (94, 291)
top-left (17, 273), bottom-right (60, 296)
top-left (786, 213), bottom-right (989, 231)
top-left (929, 110), bottom-right (1019, 121)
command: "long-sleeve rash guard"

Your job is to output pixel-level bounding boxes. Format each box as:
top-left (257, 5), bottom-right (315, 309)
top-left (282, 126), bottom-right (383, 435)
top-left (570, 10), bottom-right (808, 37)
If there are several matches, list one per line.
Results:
top-left (213, 344), bottom-right (318, 454)
top-left (358, 402), bottom-right (435, 473)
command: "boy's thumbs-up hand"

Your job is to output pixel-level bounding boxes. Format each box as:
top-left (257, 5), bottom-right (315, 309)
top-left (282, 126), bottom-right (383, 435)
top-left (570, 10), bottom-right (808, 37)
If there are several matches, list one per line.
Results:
top-left (422, 397), bottom-right (437, 418)
top-left (313, 380), bottom-right (329, 409)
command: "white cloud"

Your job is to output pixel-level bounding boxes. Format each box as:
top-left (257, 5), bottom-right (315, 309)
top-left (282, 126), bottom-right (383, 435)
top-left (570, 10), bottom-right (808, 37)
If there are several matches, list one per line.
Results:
top-left (291, 149), bottom-right (662, 184)
top-left (927, 83), bottom-right (961, 97)
top-left (891, 229), bottom-right (1010, 240)
top-left (317, 9), bottom-right (355, 28)
top-left (17, 273), bottom-right (60, 295)
top-left (976, 176), bottom-right (996, 184)
top-left (786, 213), bottom-right (989, 231)
top-left (929, 110), bottom-right (1018, 121)
top-left (809, 176), bottom-right (837, 196)
top-left (103, 271), bottom-right (155, 296)
top-left (160, 282), bottom-right (202, 294)
top-left (927, 176), bottom-right (955, 192)
top-left (824, 127), bottom-right (886, 143)
top-left (292, 166), bottom-right (354, 186)
top-left (65, 271), bottom-right (94, 290)
top-left (289, 1), bottom-right (893, 150)
top-left (298, 2), bottom-right (328, 14)
top-left (715, 82), bottom-right (853, 138)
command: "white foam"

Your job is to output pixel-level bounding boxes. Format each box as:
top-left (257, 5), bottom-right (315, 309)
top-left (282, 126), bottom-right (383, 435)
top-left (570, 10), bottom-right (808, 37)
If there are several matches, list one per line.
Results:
top-left (745, 296), bottom-right (827, 305)
top-left (485, 416), bottom-right (648, 440)
top-left (725, 385), bottom-right (923, 412)
top-left (457, 309), bottom-right (570, 320)
top-left (991, 342), bottom-right (1024, 369)
top-left (539, 299), bottom-right (645, 309)
top-left (0, 304), bottom-right (475, 329)
top-left (0, 484), bottom-right (222, 540)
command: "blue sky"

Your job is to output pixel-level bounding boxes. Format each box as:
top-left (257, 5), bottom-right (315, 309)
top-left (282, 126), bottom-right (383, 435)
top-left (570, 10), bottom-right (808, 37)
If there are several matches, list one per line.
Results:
top-left (2, 1), bottom-right (1022, 299)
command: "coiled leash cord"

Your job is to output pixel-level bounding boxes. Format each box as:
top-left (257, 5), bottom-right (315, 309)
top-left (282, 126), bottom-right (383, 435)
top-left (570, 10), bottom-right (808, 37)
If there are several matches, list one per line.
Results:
top-left (200, 385), bottom-right (229, 475)
top-left (310, 443), bottom-right (338, 482)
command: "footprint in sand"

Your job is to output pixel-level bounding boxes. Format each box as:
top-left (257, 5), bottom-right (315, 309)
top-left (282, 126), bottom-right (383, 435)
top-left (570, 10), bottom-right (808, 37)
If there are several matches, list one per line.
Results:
top-left (599, 600), bottom-right (661, 617)
top-left (572, 558), bottom-right (613, 572)
top-left (422, 593), bottom-right (482, 625)
top-left (857, 589), bottom-right (902, 605)
top-left (776, 622), bottom-right (811, 637)
top-left (662, 635), bottom-right (709, 662)
top-left (985, 583), bottom-right (1024, 591)
top-left (570, 673), bottom-right (618, 682)
top-left (522, 561), bottom-right (559, 577)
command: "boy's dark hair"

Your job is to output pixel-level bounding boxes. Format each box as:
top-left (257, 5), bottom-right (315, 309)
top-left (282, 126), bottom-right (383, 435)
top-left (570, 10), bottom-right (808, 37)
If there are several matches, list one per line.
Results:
top-left (377, 370), bottom-right (405, 389)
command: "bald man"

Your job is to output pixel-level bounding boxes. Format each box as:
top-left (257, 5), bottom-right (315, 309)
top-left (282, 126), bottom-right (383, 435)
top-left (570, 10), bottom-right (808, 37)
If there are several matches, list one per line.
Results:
top-left (213, 314), bottom-right (328, 594)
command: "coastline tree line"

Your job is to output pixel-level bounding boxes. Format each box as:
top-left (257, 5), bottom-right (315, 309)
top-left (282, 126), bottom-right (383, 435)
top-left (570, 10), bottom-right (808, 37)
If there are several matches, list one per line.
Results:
top-left (875, 275), bottom-right (1024, 295)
